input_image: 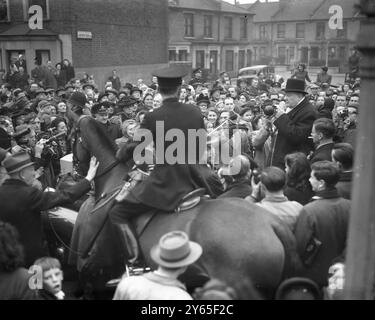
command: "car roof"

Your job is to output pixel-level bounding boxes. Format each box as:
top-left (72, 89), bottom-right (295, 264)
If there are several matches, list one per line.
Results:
top-left (238, 65), bottom-right (269, 74)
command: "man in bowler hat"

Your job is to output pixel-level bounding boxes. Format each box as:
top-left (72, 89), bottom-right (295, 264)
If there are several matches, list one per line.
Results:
top-left (269, 78), bottom-right (317, 169)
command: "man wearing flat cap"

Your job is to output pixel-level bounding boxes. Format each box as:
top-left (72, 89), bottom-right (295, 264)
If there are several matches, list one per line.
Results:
top-left (110, 65), bottom-right (218, 267)
top-left (269, 78), bottom-right (317, 169)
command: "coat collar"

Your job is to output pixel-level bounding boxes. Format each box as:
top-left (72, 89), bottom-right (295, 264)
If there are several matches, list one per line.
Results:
top-left (163, 97), bottom-right (179, 104)
top-left (287, 96), bottom-right (310, 118)
top-left (339, 171), bottom-right (352, 182)
top-left (2, 178), bottom-right (28, 187)
top-left (315, 142), bottom-right (334, 151)
top-left (312, 188), bottom-right (340, 200)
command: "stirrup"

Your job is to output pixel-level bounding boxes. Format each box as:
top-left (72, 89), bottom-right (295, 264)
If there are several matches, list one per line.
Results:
top-left (105, 265), bottom-right (151, 288)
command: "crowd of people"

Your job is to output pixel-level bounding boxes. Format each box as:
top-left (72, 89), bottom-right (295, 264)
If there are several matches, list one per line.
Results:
top-left (0, 57), bottom-right (360, 300)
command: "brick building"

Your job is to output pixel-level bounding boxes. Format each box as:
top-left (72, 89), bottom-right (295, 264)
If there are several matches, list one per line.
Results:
top-left (168, 0), bottom-right (254, 78)
top-left (0, 0), bottom-right (168, 89)
top-left (241, 0), bottom-right (363, 72)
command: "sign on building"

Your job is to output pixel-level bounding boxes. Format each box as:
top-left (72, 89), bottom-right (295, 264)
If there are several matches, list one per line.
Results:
top-left (77, 31), bottom-right (93, 39)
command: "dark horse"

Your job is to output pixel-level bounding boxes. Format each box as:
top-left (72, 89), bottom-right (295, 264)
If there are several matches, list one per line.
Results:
top-left (68, 116), bottom-right (300, 299)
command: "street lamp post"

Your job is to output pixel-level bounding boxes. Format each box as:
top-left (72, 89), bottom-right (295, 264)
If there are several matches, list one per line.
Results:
top-left (344, 0), bottom-right (375, 300)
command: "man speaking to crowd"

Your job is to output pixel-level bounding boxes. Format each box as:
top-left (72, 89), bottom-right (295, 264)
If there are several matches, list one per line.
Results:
top-left (269, 79), bottom-right (317, 169)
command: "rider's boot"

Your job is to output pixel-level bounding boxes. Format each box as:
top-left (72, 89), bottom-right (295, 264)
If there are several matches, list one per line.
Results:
top-left (115, 222), bottom-right (141, 268)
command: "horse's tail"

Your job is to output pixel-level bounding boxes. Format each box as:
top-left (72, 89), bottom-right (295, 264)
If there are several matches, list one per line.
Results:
top-left (267, 214), bottom-right (303, 281)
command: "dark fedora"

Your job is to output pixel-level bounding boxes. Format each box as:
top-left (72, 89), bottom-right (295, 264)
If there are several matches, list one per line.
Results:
top-left (82, 83), bottom-right (95, 91)
top-left (130, 86), bottom-right (142, 95)
top-left (196, 94), bottom-right (210, 105)
top-left (150, 231), bottom-right (202, 268)
top-left (3, 151), bottom-right (35, 174)
top-left (97, 92), bottom-right (109, 102)
top-left (284, 79), bottom-right (307, 95)
top-left (118, 96), bottom-right (138, 108)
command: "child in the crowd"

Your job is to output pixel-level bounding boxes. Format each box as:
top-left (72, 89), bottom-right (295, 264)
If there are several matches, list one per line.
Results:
top-left (33, 257), bottom-right (65, 300)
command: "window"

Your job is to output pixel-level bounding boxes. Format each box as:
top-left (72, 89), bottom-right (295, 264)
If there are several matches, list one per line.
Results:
top-left (260, 47), bottom-right (266, 58)
top-left (240, 17), bottom-right (248, 40)
top-left (169, 49), bottom-right (189, 62)
top-left (35, 50), bottom-right (50, 65)
top-left (289, 46), bottom-right (295, 62)
top-left (204, 15), bottom-right (213, 38)
top-left (337, 21), bottom-right (347, 39)
top-left (247, 49), bottom-right (252, 66)
top-left (316, 22), bottom-right (325, 39)
top-left (338, 46), bottom-right (346, 60)
top-left (296, 23), bottom-right (305, 39)
top-left (196, 50), bottom-right (205, 69)
top-left (329, 46), bottom-right (337, 59)
top-left (224, 17), bottom-right (233, 39)
top-left (25, 0), bottom-right (50, 20)
top-left (259, 24), bottom-right (266, 40)
top-left (179, 50), bottom-right (188, 62)
top-left (253, 47), bottom-right (258, 62)
top-left (184, 13), bottom-right (194, 37)
top-left (278, 47), bottom-right (286, 64)
top-left (225, 50), bottom-right (234, 71)
top-left (0, 0), bottom-right (9, 22)
top-left (311, 47), bottom-right (319, 60)
top-left (277, 24), bottom-right (285, 39)
top-left (169, 50), bottom-right (177, 62)
top-left (238, 50), bottom-right (245, 69)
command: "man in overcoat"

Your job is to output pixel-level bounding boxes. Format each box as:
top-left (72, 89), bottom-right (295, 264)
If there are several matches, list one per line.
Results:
top-left (269, 79), bottom-right (317, 169)
top-left (0, 151), bottom-right (99, 266)
top-left (294, 161), bottom-right (350, 288)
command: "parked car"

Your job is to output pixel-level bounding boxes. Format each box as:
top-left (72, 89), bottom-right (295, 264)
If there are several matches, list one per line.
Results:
top-left (236, 65), bottom-right (275, 86)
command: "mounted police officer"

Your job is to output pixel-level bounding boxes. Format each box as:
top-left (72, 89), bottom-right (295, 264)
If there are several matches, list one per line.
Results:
top-left (109, 65), bottom-right (218, 267)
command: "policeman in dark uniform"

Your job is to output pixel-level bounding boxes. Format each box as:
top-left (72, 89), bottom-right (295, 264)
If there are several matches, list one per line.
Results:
top-left (109, 65), bottom-right (216, 266)
top-left (91, 102), bottom-right (122, 143)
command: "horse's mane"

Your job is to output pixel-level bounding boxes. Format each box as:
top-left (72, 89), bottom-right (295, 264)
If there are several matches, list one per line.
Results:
top-left (79, 116), bottom-right (118, 155)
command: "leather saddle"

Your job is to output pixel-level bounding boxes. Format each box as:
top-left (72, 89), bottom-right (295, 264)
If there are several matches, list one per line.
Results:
top-left (134, 188), bottom-right (208, 238)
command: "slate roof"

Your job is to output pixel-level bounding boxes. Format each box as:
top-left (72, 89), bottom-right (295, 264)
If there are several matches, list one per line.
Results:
top-left (242, 0), bottom-right (280, 22)
top-left (169, 0), bottom-right (251, 15)
top-left (310, 0), bottom-right (362, 20)
top-left (271, 0), bottom-right (324, 21)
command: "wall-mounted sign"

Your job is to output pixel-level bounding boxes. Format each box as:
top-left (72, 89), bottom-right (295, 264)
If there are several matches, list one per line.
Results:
top-left (77, 31), bottom-right (92, 39)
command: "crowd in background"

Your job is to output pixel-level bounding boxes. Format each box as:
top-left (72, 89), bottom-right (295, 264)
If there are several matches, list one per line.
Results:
top-left (0, 55), bottom-right (361, 299)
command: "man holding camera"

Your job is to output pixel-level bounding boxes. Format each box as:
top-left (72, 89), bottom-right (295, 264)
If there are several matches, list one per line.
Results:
top-left (269, 79), bottom-right (317, 169)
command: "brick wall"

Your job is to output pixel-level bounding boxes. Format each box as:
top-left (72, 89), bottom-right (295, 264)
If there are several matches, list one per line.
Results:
top-left (69, 0), bottom-right (168, 68)
top-left (1, 0), bottom-right (168, 69)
